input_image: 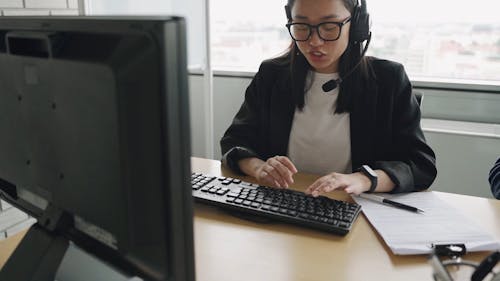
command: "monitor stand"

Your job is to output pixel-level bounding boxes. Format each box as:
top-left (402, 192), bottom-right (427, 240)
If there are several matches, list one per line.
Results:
top-left (0, 223), bottom-right (141, 281)
top-left (0, 223), bottom-right (69, 281)
top-left (56, 241), bottom-right (143, 281)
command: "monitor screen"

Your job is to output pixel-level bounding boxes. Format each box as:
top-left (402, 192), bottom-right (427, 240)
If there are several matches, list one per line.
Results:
top-left (0, 16), bottom-right (194, 281)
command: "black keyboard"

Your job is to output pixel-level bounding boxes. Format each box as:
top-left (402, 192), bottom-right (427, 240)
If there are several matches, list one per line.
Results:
top-left (191, 173), bottom-right (361, 236)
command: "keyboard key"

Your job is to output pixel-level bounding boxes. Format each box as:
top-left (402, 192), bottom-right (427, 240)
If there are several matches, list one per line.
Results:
top-left (227, 192), bottom-right (239, 198)
top-left (327, 219), bottom-right (338, 226)
top-left (250, 202), bottom-right (261, 208)
top-left (298, 213), bottom-right (309, 219)
top-left (261, 204), bottom-right (271, 211)
top-left (319, 217), bottom-right (329, 223)
top-left (216, 189), bottom-right (228, 195)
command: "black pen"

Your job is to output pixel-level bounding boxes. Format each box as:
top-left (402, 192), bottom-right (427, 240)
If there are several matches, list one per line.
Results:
top-left (358, 193), bottom-right (425, 213)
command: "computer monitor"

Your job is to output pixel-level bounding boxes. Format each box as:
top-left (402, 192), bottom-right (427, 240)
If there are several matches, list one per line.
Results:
top-left (0, 16), bottom-right (194, 281)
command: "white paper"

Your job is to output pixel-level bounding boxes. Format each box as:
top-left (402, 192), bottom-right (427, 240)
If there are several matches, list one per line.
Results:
top-left (352, 192), bottom-right (500, 255)
top-left (0, 199), bottom-right (12, 210)
top-left (0, 206), bottom-right (28, 232)
top-left (5, 217), bottom-right (36, 237)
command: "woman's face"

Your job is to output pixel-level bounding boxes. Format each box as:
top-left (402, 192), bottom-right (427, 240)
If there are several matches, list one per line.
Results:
top-left (291, 0), bottom-right (351, 73)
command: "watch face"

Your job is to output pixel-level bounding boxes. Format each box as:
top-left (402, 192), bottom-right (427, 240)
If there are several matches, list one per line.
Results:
top-left (363, 165), bottom-right (377, 178)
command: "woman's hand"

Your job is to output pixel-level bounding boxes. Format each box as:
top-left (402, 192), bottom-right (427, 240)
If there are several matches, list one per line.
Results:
top-left (239, 156), bottom-right (298, 188)
top-left (305, 172), bottom-right (371, 196)
top-left (305, 170), bottom-right (396, 196)
top-left (255, 156), bottom-right (298, 188)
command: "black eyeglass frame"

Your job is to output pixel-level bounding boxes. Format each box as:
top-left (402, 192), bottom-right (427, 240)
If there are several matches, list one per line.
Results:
top-left (285, 17), bottom-right (352, 42)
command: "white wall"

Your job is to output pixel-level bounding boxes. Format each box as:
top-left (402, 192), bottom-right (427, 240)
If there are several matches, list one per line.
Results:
top-left (84, 0), bottom-right (207, 72)
top-left (83, 0), bottom-right (171, 15)
top-left (424, 129), bottom-right (499, 198)
top-left (0, 0), bottom-right (80, 15)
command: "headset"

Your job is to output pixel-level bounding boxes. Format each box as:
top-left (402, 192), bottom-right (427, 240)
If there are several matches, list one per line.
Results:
top-left (285, 0), bottom-right (371, 91)
top-left (349, 0), bottom-right (371, 44)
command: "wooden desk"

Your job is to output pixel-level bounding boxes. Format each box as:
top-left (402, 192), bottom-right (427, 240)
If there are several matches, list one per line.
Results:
top-left (0, 230), bottom-right (26, 270)
top-left (1, 157), bottom-right (499, 280)
top-left (192, 157), bottom-right (500, 281)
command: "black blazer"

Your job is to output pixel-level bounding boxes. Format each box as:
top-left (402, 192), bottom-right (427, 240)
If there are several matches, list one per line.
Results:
top-left (220, 57), bottom-right (437, 193)
top-left (489, 157), bottom-right (500, 199)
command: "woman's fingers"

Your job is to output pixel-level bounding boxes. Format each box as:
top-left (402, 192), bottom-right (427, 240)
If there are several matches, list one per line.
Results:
top-left (306, 173), bottom-right (346, 197)
top-left (259, 170), bottom-right (280, 188)
top-left (269, 157), bottom-right (295, 186)
top-left (262, 164), bottom-right (288, 188)
top-left (258, 156), bottom-right (298, 188)
top-left (305, 178), bottom-right (323, 194)
top-left (275, 156), bottom-right (298, 174)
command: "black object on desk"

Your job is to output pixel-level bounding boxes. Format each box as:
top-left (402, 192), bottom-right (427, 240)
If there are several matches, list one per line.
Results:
top-left (358, 193), bottom-right (425, 213)
top-left (471, 251), bottom-right (500, 281)
top-left (429, 244), bottom-right (500, 281)
top-left (0, 16), bottom-right (194, 281)
top-left (192, 173), bottom-right (362, 235)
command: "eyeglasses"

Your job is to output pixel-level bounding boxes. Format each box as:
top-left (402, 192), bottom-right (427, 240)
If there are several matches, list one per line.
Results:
top-left (286, 17), bottom-right (351, 42)
top-left (428, 244), bottom-right (500, 281)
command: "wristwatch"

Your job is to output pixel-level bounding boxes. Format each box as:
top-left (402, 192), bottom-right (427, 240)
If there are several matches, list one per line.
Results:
top-left (357, 165), bottom-right (378, 193)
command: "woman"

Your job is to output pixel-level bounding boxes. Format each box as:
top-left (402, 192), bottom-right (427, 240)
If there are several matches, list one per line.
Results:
top-left (220, 0), bottom-right (437, 196)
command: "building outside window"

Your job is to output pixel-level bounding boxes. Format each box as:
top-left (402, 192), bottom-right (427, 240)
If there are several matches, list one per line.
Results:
top-left (211, 0), bottom-right (500, 83)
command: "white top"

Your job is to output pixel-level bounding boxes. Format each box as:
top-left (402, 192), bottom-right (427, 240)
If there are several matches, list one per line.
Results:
top-left (287, 71), bottom-right (352, 175)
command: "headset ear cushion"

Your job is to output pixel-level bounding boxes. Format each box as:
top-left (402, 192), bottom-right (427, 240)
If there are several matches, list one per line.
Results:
top-left (285, 5), bottom-right (292, 21)
top-left (350, 4), bottom-right (370, 43)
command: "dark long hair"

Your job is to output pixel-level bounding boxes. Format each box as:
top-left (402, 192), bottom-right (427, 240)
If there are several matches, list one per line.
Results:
top-left (278, 0), bottom-right (375, 114)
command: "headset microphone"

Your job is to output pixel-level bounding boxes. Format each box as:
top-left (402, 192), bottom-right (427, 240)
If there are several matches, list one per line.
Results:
top-left (321, 32), bottom-right (371, 92)
top-left (322, 77), bottom-right (342, 92)
top-left (321, 0), bottom-right (371, 93)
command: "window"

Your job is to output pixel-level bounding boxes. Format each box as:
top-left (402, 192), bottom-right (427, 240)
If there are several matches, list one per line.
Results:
top-left (211, 0), bottom-right (500, 83)
top-left (211, 0), bottom-right (289, 72)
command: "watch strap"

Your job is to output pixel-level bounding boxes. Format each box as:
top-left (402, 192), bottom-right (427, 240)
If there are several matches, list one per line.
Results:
top-left (357, 165), bottom-right (378, 193)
